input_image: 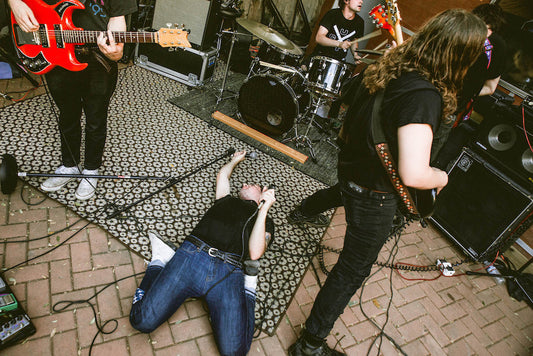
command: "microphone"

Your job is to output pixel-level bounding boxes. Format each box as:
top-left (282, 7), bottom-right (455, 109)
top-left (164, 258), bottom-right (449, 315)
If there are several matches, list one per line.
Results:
top-left (246, 152), bottom-right (258, 159)
top-left (226, 147), bottom-right (236, 156)
top-left (258, 184), bottom-right (275, 209)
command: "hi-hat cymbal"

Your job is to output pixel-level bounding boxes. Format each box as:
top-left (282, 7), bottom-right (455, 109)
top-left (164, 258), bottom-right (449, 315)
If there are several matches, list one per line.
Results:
top-left (237, 18), bottom-right (303, 56)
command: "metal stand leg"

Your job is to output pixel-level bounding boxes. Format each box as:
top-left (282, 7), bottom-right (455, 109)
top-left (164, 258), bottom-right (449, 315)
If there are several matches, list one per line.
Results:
top-left (282, 94), bottom-right (329, 163)
top-left (215, 30), bottom-right (242, 108)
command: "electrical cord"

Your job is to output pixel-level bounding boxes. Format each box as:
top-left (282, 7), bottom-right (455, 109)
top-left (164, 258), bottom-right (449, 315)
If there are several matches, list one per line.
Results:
top-left (19, 180), bottom-right (48, 206)
top-left (52, 272), bottom-right (145, 355)
top-left (360, 231), bottom-right (407, 356)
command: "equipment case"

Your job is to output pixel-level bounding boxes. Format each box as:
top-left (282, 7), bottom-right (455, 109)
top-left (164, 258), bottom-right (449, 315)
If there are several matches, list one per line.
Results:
top-left (135, 43), bottom-right (217, 87)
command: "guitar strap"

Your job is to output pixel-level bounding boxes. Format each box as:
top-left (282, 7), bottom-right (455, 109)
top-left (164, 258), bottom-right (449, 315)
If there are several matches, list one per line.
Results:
top-left (370, 90), bottom-right (420, 217)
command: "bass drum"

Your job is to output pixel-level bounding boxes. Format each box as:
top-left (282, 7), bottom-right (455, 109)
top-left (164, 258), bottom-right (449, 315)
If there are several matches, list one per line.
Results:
top-left (238, 73), bottom-right (310, 136)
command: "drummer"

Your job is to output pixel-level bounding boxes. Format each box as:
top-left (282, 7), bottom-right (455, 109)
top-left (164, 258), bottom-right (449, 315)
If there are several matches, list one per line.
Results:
top-left (305, 0), bottom-right (365, 121)
top-left (309, 0), bottom-right (365, 65)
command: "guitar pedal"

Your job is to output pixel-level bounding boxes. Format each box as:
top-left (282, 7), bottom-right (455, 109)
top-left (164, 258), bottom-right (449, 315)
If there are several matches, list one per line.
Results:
top-left (0, 275), bottom-right (36, 350)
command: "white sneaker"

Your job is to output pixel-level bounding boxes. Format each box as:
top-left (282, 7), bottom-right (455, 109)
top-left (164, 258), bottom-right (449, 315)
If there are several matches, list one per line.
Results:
top-left (40, 165), bottom-right (80, 192)
top-left (148, 230), bottom-right (175, 265)
top-left (75, 169), bottom-right (98, 200)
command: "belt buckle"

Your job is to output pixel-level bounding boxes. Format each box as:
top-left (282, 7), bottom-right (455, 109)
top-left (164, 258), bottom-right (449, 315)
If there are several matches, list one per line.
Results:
top-left (349, 181), bottom-right (363, 193)
top-left (208, 247), bottom-right (218, 257)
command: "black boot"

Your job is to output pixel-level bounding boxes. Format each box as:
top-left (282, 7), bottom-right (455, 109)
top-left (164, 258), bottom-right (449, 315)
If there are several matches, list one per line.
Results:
top-left (288, 335), bottom-right (345, 356)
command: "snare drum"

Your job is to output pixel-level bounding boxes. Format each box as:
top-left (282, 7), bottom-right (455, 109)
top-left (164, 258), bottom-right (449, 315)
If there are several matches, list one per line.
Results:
top-left (257, 41), bottom-right (303, 67)
top-left (306, 56), bottom-right (355, 98)
top-left (238, 72), bottom-right (310, 136)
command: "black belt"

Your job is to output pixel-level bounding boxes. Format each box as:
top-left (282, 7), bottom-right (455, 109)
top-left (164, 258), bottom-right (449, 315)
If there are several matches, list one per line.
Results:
top-left (185, 236), bottom-right (243, 269)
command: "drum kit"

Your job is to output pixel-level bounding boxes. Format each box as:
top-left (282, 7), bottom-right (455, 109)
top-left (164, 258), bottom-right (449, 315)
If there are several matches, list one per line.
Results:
top-left (217, 16), bottom-right (372, 161)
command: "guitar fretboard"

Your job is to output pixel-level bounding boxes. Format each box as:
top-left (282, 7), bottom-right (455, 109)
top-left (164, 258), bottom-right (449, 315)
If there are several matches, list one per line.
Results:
top-left (41, 30), bottom-right (158, 44)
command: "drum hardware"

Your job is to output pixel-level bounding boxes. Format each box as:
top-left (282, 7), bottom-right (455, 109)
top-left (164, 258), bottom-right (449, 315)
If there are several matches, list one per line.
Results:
top-left (216, 1), bottom-right (242, 54)
top-left (215, 29), bottom-right (251, 108)
top-left (281, 93), bottom-right (335, 163)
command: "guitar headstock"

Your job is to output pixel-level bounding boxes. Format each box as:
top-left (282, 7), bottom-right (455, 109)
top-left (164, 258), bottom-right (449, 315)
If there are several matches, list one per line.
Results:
top-left (370, 5), bottom-right (394, 36)
top-left (156, 28), bottom-right (191, 48)
top-left (369, 1), bottom-right (403, 44)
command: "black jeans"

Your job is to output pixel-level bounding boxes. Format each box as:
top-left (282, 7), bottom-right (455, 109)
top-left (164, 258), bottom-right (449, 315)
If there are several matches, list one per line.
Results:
top-left (305, 179), bottom-right (398, 338)
top-left (45, 56), bottom-right (118, 170)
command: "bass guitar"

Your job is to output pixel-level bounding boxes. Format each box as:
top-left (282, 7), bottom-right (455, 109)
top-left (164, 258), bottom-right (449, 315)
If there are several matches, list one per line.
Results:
top-left (11, 0), bottom-right (191, 75)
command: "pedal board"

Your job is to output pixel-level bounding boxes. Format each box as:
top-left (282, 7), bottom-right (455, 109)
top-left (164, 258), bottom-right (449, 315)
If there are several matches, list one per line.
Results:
top-left (0, 275), bottom-right (36, 350)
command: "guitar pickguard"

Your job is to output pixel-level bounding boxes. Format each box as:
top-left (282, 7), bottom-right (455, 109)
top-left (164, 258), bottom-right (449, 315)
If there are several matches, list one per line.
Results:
top-left (55, 1), bottom-right (80, 19)
top-left (15, 51), bottom-right (50, 73)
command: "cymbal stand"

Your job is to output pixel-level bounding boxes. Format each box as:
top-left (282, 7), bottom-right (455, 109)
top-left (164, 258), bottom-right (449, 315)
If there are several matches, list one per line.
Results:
top-left (215, 29), bottom-right (241, 108)
top-left (282, 93), bottom-right (330, 163)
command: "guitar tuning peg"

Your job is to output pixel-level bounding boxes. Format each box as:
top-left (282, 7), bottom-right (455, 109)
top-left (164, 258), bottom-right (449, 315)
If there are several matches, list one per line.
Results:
top-left (166, 22), bottom-right (172, 28)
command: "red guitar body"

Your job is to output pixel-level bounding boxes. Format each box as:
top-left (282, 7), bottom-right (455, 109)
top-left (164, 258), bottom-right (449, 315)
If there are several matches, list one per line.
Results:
top-left (11, 0), bottom-right (88, 75)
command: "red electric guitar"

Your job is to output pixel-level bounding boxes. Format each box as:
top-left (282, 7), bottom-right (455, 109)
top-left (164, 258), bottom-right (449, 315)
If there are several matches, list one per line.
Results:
top-left (369, 0), bottom-right (404, 45)
top-left (11, 0), bottom-right (191, 75)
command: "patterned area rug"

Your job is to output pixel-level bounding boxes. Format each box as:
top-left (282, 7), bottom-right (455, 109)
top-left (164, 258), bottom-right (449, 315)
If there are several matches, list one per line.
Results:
top-left (0, 65), bottom-right (331, 335)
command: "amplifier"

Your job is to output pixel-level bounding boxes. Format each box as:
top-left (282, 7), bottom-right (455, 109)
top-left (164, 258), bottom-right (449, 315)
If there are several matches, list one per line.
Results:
top-left (135, 43), bottom-right (217, 87)
top-left (0, 275), bottom-right (36, 350)
top-left (152, 0), bottom-right (220, 50)
top-left (431, 147), bottom-right (533, 261)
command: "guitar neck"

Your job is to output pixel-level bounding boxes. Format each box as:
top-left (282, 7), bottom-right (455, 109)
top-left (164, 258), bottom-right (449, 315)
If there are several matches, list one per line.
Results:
top-left (61, 30), bottom-right (158, 44)
top-left (394, 23), bottom-right (404, 45)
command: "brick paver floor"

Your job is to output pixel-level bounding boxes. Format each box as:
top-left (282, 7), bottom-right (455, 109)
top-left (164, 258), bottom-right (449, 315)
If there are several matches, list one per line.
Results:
top-left (1, 74), bottom-right (532, 356)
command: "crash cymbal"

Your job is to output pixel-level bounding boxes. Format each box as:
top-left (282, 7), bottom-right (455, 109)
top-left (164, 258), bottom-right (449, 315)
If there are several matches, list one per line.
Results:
top-left (237, 18), bottom-right (303, 56)
top-left (354, 49), bottom-right (384, 56)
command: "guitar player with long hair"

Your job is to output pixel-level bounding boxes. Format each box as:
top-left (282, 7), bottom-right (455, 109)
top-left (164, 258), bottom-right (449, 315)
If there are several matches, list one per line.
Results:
top-left (288, 9), bottom-right (487, 355)
top-left (8, 0), bottom-right (137, 200)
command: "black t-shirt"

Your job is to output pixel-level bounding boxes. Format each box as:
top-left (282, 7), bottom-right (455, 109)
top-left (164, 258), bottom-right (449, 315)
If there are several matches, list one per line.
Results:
top-left (457, 33), bottom-right (506, 113)
top-left (314, 8), bottom-right (364, 61)
top-left (190, 195), bottom-right (275, 257)
top-left (338, 71), bottom-right (442, 192)
top-left (44, 0), bottom-right (137, 31)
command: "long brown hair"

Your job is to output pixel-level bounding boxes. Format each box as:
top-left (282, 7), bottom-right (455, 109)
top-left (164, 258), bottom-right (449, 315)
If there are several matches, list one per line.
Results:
top-left (363, 9), bottom-right (487, 117)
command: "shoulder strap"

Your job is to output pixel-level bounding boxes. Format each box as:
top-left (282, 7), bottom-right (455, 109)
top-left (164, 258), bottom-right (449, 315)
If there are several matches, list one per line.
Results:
top-left (371, 91), bottom-right (420, 217)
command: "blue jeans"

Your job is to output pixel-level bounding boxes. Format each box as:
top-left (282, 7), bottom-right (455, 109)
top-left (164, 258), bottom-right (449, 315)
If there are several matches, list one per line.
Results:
top-left (305, 179), bottom-right (398, 338)
top-left (129, 241), bottom-right (255, 356)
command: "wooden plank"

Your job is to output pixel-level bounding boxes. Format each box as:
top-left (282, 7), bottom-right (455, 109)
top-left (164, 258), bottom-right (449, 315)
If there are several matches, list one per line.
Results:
top-left (212, 111), bottom-right (308, 164)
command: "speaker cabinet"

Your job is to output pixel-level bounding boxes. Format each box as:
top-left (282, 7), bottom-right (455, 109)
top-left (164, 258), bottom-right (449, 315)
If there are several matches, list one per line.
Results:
top-left (431, 148), bottom-right (533, 261)
top-left (152, 0), bottom-right (220, 50)
top-left (472, 95), bottom-right (533, 191)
